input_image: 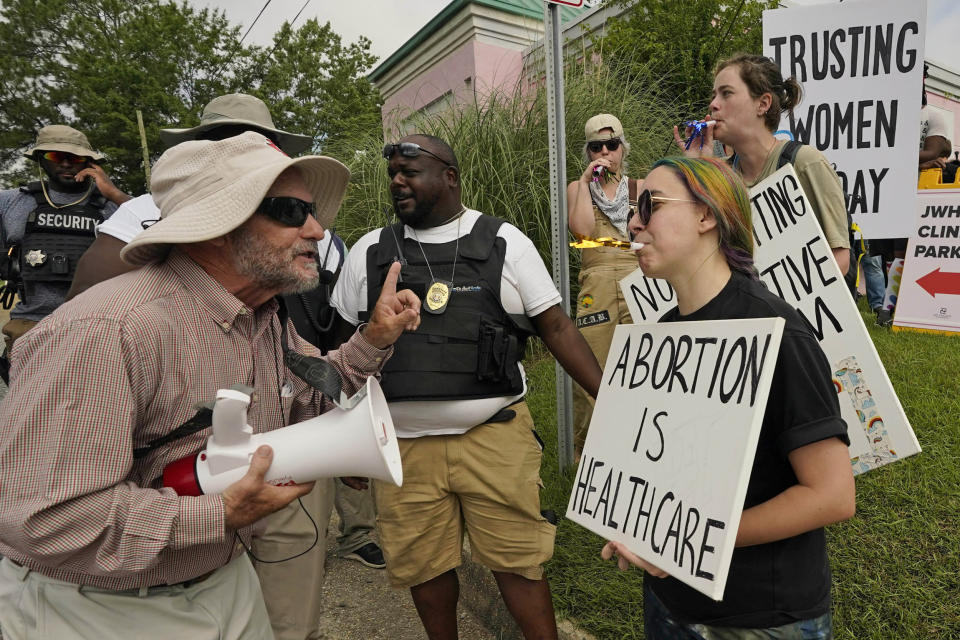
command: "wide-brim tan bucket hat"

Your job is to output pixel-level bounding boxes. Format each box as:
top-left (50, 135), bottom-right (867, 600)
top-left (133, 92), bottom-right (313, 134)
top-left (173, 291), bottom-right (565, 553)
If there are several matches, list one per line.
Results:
top-left (24, 124), bottom-right (104, 161)
top-left (159, 93), bottom-right (312, 156)
top-left (121, 131), bottom-right (349, 266)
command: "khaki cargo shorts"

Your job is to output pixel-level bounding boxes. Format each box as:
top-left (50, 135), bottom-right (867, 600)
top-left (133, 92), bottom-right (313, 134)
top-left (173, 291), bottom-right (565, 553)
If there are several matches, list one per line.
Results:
top-left (373, 401), bottom-right (556, 588)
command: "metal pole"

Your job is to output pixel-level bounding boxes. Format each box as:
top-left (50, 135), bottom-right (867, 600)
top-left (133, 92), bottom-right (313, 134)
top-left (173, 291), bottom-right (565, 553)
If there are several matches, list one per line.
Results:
top-left (136, 110), bottom-right (151, 191)
top-left (543, 2), bottom-right (574, 472)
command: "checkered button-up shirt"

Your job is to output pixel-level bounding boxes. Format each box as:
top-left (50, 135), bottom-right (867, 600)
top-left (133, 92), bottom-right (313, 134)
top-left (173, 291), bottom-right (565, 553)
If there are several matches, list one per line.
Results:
top-left (0, 249), bottom-right (390, 589)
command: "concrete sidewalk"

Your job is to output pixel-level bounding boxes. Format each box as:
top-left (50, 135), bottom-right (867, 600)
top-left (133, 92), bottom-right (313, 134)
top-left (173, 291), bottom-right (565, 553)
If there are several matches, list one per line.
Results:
top-left (317, 512), bottom-right (596, 640)
top-left (316, 514), bottom-right (496, 640)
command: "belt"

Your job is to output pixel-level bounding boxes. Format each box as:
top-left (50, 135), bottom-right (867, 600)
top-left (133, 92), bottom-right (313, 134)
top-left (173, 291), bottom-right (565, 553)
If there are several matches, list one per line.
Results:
top-left (150, 567), bottom-right (217, 590)
top-left (5, 556), bottom-right (218, 594)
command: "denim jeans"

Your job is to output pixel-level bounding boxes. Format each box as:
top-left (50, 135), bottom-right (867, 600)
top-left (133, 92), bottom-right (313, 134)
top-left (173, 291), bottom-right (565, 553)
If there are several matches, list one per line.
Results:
top-left (644, 581), bottom-right (833, 640)
top-left (861, 254), bottom-right (886, 311)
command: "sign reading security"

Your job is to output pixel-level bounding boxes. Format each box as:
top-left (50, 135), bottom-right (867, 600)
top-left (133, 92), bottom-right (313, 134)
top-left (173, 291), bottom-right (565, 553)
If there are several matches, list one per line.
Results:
top-left (33, 212), bottom-right (99, 233)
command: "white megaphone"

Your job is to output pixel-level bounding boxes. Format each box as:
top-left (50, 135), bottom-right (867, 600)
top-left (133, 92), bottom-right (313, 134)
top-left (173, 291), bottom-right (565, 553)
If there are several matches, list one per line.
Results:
top-left (164, 376), bottom-right (402, 495)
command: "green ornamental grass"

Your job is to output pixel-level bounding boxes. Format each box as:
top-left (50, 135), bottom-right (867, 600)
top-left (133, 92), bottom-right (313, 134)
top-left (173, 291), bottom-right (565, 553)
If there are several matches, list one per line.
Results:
top-left (327, 62), bottom-right (682, 291)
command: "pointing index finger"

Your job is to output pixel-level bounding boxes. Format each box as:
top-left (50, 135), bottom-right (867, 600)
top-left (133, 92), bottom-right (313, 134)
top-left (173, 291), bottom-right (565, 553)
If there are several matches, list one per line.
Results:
top-left (381, 261), bottom-right (402, 297)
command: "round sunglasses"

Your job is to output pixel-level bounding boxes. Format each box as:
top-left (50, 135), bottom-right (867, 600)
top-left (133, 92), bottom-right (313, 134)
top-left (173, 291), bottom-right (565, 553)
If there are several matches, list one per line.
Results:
top-left (587, 138), bottom-right (622, 154)
top-left (631, 190), bottom-right (699, 226)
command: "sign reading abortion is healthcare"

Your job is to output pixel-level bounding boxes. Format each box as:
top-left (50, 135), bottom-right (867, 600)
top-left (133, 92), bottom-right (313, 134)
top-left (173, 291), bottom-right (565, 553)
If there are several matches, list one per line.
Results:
top-left (621, 165), bottom-right (921, 474)
top-left (566, 318), bottom-right (784, 601)
top-left (762, 0), bottom-right (927, 239)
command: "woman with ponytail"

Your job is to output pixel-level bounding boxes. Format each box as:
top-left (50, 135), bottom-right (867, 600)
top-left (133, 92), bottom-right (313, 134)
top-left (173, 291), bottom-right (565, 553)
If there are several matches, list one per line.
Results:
top-left (602, 157), bottom-right (855, 639)
top-left (676, 53), bottom-right (851, 276)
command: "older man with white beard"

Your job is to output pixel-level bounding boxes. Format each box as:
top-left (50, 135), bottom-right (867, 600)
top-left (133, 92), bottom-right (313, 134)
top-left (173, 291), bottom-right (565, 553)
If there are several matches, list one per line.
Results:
top-left (0, 132), bottom-right (420, 640)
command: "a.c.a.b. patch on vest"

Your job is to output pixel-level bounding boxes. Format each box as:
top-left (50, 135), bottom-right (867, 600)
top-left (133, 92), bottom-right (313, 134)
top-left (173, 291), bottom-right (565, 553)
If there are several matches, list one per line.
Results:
top-left (576, 310), bottom-right (610, 328)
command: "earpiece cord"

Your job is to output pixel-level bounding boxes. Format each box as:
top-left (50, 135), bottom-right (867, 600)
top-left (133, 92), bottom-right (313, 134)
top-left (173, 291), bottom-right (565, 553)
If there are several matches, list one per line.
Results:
top-left (297, 228), bottom-right (339, 336)
top-left (234, 497), bottom-right (319, 563)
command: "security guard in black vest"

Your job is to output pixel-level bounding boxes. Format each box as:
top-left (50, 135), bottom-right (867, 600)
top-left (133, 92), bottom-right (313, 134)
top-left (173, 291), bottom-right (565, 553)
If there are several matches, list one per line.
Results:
top-left (330, 134), bottom-right (602, 640)
top-left (0, 125), bottom-right (129, 368)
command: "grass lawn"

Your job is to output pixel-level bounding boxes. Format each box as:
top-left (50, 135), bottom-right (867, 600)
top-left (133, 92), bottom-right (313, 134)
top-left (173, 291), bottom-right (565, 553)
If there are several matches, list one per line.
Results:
top-left (525, 300), bottom-right (960, 639)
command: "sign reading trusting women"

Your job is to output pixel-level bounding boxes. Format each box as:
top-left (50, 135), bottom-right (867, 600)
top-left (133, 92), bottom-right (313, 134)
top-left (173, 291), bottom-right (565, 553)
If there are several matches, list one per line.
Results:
top-left (566, 318), bottom-right (784, 601)
top-left (620, 165), bottom-right (921, 475)
top-left (762, 0), bottom-right (927, 239)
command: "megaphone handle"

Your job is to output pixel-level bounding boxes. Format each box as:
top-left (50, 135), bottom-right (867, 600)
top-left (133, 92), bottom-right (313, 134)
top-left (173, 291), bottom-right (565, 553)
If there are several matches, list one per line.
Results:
top-left (211, 391), bottom-right (253, 447)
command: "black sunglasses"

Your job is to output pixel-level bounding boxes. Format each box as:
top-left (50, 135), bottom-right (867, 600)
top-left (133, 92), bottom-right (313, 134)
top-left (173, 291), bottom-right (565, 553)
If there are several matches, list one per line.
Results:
top-left (257, 197), bottom-right (316, 227)
top-left (631, 190), bottom-right (699, 226)
top-left (587, 138), bottom-right (622, 154)
top-left (382, 142), bottom-right (452, 167)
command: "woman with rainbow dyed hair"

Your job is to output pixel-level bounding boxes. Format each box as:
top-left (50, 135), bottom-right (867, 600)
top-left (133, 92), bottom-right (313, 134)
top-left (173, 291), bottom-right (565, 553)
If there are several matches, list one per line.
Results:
top-left (601, 157), bottom-right (856, 640)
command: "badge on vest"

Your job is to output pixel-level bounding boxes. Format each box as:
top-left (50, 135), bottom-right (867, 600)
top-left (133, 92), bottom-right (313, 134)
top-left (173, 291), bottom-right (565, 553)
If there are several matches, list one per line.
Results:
top-left (425, 279), bottom-right (452, 314)
top-left (24, 249), bottom-right (47, 267)
top-left (576, 310), bottom-right (610, 328)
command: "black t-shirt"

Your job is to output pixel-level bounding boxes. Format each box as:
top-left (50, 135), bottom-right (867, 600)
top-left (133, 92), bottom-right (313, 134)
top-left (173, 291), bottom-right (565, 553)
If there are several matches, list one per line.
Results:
top-left (650, 271), bottom-right (849, 628)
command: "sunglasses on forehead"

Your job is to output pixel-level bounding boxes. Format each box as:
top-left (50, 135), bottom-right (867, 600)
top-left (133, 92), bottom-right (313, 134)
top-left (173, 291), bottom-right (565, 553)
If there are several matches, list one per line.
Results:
top-left (630, 190), bottom-right (699, 226)
top-left (382, 142), bottom-right (452, 167)
top-left (257, 197), bottom-right (316, 227)
top-left (40, 151), bottom-right (89, 165)
top-left (587, 138), bottom-right (621, 154)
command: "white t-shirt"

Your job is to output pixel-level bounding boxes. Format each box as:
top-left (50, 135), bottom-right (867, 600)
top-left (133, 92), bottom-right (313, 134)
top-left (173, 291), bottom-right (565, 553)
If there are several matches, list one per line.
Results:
top-left (330, 209), bottom-right (561, 438)
top-left (920, 105), bottom-right (950, 150)
top-left (96, 193), bottom-right (160, 242)
top-left (96, 193), bottom-right (343, 268)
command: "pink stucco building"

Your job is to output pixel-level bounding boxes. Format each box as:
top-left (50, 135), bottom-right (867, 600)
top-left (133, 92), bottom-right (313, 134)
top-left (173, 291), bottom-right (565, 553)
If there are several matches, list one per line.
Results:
top-left (370, 0), bottom-right (592, 136)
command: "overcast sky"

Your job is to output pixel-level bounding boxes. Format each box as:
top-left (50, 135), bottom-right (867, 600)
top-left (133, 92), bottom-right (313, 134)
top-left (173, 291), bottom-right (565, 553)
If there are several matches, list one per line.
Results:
top-left (189, 0), bottom-right (959, 72)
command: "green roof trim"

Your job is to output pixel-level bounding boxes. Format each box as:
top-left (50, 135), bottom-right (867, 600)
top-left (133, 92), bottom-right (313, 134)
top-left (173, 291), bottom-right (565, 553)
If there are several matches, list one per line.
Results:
top-left (370, 0), bottom-right (588, 81)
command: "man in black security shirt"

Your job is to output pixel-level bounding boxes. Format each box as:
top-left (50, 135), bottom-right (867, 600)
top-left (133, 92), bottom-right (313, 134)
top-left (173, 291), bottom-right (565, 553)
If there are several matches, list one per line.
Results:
top-left (0, 125), bottom-right (128, 357)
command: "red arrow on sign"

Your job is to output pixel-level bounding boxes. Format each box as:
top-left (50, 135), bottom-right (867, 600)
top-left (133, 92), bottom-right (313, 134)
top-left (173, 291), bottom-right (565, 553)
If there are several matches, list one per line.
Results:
top-left (916, 268), bottom-right (960, 297)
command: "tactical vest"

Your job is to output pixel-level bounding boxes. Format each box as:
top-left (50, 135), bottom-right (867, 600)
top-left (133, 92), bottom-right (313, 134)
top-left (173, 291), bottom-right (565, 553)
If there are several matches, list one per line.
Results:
top-left (17, 181), bottom-right (107, 284)
top-left (283, 233), bottom-right (346, 354)
top-left (361, 214), bottom-right (532, 402)
top-left (580, 178), bottom-right (642, 273)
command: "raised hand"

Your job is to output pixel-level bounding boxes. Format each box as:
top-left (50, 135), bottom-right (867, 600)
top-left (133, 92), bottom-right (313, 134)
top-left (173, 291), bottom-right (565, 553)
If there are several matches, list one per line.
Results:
top-left (672, 116), bottom-right (715, 159)
top-left (361, 261), bottom-right (421, 349)
top-left (580, 158), bottom-right (614, 184)
top-left (74, 163), bottom-right (131, 205)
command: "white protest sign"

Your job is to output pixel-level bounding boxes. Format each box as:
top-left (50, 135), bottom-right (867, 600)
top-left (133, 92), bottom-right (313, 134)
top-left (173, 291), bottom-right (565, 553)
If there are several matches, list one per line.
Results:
top-left (894, 189), bottom-right (960, 334)
top-left (621, 165), bottom-right (920, 474)
top-left (567, 318), bottom-right (784, 601)
top-left (762, 0), bottom-right (926, 239)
